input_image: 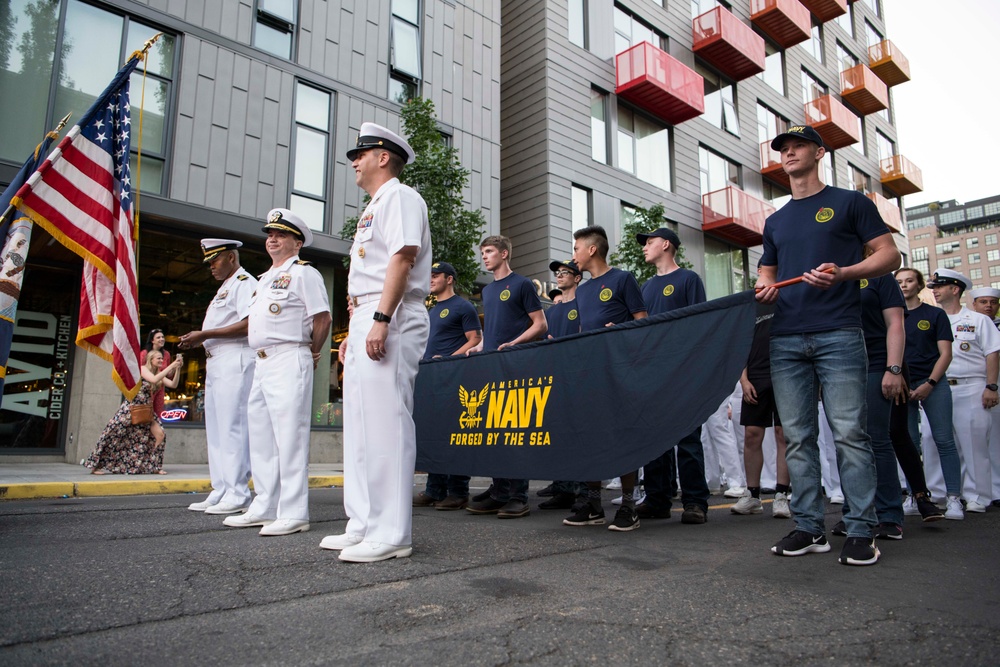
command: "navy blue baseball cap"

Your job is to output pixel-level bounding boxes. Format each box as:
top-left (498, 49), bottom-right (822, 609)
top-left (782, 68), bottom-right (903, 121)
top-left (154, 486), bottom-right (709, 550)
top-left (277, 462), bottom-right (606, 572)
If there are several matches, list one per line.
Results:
top-left (430, 261), bottom-right (457, 279)
top-left (770, 124), bottom-right (826, 151)
top-left (636, 227), bottom-right (681, 248)
top-left (549, 259), bottom-right (581, 276)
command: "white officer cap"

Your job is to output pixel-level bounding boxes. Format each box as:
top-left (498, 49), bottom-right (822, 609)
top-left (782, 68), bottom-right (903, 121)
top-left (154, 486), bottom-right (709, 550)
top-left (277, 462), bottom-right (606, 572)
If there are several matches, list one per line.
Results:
top-left (263, 208), bottom-right (313, 248)
top-left (200, 238), bottom-right (243, 263)
top-left (969, 287), bottom-right (1000, 300)
top-left (927, 267), bottom-right (971, 291)
top-left (346, 122), bottom-right (416, 164)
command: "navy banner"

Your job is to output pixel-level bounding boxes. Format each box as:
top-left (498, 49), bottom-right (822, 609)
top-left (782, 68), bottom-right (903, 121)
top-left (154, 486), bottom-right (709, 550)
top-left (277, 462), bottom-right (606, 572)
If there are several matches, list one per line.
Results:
top-left (415, 290), bottom-right (757, 480)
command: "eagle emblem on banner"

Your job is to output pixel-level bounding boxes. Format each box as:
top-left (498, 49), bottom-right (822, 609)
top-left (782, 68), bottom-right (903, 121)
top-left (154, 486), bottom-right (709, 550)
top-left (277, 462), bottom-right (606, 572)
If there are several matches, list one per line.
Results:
top-left (458, 384), bottom-right (489, 428)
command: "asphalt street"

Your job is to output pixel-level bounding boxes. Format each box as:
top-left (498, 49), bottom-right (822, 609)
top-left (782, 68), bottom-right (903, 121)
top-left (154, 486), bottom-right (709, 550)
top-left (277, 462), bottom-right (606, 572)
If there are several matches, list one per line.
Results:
top-left (1, 485), bottom-right (998, 666)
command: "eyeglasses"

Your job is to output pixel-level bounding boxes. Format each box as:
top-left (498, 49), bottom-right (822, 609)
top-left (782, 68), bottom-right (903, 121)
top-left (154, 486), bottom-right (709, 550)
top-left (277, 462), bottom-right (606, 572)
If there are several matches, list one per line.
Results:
top-left (554, 270), bottom-right (574, 277)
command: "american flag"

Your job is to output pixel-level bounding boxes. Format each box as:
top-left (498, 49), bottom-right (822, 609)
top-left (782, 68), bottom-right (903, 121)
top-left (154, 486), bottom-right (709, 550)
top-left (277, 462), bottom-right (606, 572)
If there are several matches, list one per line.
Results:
top-left (11, 55), bottom-right (143, 398)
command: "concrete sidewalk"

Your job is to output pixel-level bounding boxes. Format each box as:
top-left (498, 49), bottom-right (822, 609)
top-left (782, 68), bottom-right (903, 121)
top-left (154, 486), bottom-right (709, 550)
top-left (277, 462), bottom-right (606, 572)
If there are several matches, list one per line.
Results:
top-left (0, 463), bottom-right (345, 500)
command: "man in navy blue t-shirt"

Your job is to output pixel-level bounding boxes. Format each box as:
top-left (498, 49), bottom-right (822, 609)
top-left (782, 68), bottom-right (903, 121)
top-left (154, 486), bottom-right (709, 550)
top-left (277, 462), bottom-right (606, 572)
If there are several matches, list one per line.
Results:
top-left (636, 227), bottom-right (712, 526)
top-left (465, 235), bottom-right (547, 520)
top-left (757, 125), bottom-right (900, 566)
top-left (413, 261), bottom-right (482, 511)
top-left (563, 225), bottom-right (647, 532)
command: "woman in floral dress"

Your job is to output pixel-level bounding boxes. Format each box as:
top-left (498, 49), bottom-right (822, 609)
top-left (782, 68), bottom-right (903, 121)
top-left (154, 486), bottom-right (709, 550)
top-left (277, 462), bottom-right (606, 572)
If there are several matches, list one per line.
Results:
top-left (84, 350), bottom-right (183, 475)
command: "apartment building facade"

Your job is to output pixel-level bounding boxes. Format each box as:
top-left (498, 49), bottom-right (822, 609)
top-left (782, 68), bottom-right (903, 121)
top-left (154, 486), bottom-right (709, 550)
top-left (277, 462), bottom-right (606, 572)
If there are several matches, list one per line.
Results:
top-left (906, 195), bottom-right (1000, 291)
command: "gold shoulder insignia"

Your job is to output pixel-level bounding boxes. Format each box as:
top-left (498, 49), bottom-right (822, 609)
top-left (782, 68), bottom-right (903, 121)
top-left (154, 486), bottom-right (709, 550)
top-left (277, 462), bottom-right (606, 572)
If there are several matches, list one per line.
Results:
top-left (294, 259), bottom-right (312, 266)
top-left (236, 274), bottom-right (248, 281)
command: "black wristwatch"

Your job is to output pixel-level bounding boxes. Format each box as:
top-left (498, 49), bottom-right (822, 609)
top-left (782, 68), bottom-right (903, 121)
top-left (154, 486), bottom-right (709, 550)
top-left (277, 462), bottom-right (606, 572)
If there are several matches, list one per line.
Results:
top-left (885, 365), bottom-right (902, 375)
top-left (372, 311), bottom-right (392, 323)
top-left (987, 383), bottom-right (998, 392)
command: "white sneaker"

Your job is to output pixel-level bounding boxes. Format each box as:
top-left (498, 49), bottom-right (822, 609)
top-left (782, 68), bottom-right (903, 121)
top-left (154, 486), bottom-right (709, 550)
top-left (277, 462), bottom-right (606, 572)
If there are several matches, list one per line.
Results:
top-left (605, 478), bottom-right (622, 490)
top-left (320, 533), bottom-right (364, 551)
top-left (772, 492), bottom-right (791, 519)
top-left (902, 496), bottom-right (920, 516)
top-left (223, 513), bottom-right (274, 528)
top-left (830, 493), bottom-right (845, 505)
top-left (187, 499), bottom-right (216, 512)
top-left (965, 500), bottom-right (988, 513)
top-left (204, 502), bottom-right (250, 515)
top-left (731, 491), bottom-right (762, 515)
top-left (339, 541), bottom-right (413, 563)
top-left (259, 519), bottom-right (310, 536)
top-left (724, 486), bottom-right (747, 498)
top-left (945, 496), bottom-right (964, 520)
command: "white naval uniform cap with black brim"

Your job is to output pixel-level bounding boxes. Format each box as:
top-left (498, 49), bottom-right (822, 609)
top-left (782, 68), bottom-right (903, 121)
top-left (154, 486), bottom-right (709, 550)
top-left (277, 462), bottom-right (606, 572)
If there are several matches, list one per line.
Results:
top-left (969, 287), bottom-right (1000, 300)
top-left (200, 238), bottom-right (243, 263)
top-left (263, 208), bottom-right (313, 248)
top-left (927, 267), bottom-right (971, 291)
top-left (346, 122), bottom-right (416, 164)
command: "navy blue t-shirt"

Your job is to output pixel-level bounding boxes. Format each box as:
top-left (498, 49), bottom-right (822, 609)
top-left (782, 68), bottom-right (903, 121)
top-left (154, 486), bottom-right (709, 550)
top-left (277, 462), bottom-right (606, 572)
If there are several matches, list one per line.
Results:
top-left (641, 268), bottom-right (706, 315)
top-left (761, 186), bottom-right (890, 335)
top-left (575, 267), bottom-right (645, 332)
top-left (545, 298), bottom-right (581, 339)
top-left (903, 302), bottom-right (954, 381)
top-left (481, 272), bottom-right (542, 350)
top-left (424, 294), bottom-right (481, 359)
top-left (859, 274), bottom-right (905, 370)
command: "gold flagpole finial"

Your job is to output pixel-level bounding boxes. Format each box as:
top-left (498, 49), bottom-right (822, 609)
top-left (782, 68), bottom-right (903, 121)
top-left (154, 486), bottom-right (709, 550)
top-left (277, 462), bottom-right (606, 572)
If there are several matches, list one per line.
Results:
top-left (54, 112), bottom-right (72, 133)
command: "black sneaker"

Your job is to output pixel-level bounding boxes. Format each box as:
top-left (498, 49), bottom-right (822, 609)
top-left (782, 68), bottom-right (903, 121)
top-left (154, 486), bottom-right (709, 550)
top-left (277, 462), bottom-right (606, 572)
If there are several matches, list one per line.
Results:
top-left (831, 520), bottom-right (847, 536)
top-left (875, 523), bottom-right (903, 540)
top-left (771, 529), bottom-right (831, 556)
top-left (497, 499), bottom-right (530, 519)
top-left (538, 492), bottom-right (576, 510)
top-left (681, 504), bottom-right (707, 524)
top-left (839, 536), bottom-right (880, 565)
top-left (635, 502), bottom-right (672, 519)
top-left (536, 483), bottom-right (556, 497)
top-left (471, 485), bottom-right (494, 503)
top-left (915, 494), bottom-right (945, 522)
top-left (466, 497), bottom-right (505, 514)
top-left (608, 506), bottom-right (639, 532)
top-left (563, 505), bottom-right (606, 526)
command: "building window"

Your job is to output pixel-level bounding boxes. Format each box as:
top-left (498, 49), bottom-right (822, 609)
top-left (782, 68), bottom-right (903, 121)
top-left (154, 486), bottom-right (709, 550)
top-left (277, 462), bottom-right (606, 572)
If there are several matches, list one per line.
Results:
top-left (915, 233), bottom-right (931, 240)
top-left (989, 249), bottom-right (1000, 262)
top-left (390, 0), bottom-right (422, 103)
top-left (0, 1), bottom-right (176, 194)
top-left (969, 253), bottom-right (981, 264)
top-left (614, 4), bottom-right (666, 53)
top-left (254, 0), bottom-right (296, 59)
top-left (942, 257), bottom-right (962, 270)
top-left (864, 0), bottom-right (881, 18)
top-left (937, 241), bottom-right (960, 255)
top-left (968, 238), bottom-right (980, 249)
top-left (591, 89), bottom-right (608, 164)
top-left (757, 103), bottom-right (788, 145)
top-left (758, 42), bottom-right (785, 96)
top-left (801, 68), bottom-right (827, 103)
top-left (985, 202), bottom-right (1000, 217)
top-left (823, 151), bottom-right (835, 186)
top-left (692, 0), bottom-right (728, 15)
top-left (939, 210), bottom-right (966, 226)
top-left (616, 104), bottom-right (672, 191)
top-left (571, 185), bottom-right (591, 252)
top-left (863, 20), bottom-right (883, 49)
top-left (699, 65), bottom-right (740, 136)
top-left (836, 42), bottom-right (858, 74)
top-left (802, 22), bottom-right (823, 63)
top-left (699, 146), bottom-right (740, 195)
top-left (849, 163), bottom-right (870, 194)
top-left (704, 236), bottom-right (748, 298)
top-left (990, 265), bottom-right (1000, 278)
top-left (290, 83), bottom-right (332, 232)
top-left (876, 130), bottom-right (895, 162)
top-left (988, 234), bottom-right (998, 246)
top-left (970, 268), bottom-right (982, 281)
top-left (913, 259), bottom-right (929, 275)
top-left (911, 247), bottom-right (928, 261)
top-left (835, 4), bottom-right (853, 35)
top-left (569, 0), bottom-right (587, 48)
top-left (763, 181), bottom-right (791, 209)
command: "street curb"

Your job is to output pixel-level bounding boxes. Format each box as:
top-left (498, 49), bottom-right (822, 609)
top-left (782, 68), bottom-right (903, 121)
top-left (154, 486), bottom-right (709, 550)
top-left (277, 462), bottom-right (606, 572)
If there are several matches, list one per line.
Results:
top-left (0, 475), bottom-right (344, 501)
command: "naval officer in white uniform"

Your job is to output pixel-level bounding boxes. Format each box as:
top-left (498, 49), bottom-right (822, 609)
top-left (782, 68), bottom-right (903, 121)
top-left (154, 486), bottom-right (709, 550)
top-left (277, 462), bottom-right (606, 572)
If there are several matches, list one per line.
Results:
top-left (320, 122), bottom-right (431, 562)
top-left (178, 239), bottom-right (257, 514)
top-left (224, 209), bottom-right (332, 536)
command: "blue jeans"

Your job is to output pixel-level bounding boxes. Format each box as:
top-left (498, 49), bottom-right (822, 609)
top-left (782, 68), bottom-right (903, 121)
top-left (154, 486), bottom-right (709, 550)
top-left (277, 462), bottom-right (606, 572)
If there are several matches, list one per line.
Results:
top-left (770, 329), bottom-right (877, 537)
top-left (425, 473), bottom-right (471, 500)
top-left (643, 427), bottom-right (709, 511)
top-left (907, 377), bottom-right (963, 496)
top-left (491, 478), bottom-right (528, 503)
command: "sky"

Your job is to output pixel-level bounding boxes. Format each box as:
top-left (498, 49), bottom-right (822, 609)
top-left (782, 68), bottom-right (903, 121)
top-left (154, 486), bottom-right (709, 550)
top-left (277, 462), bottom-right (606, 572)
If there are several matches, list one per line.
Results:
top-left (882, 0), bottom-right (1000, 207)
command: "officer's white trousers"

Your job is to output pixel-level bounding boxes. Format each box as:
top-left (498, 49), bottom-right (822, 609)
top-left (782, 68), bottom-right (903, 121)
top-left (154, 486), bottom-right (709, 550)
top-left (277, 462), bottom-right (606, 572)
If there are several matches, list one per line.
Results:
top-left (204, 346), bottom-right (255, 506)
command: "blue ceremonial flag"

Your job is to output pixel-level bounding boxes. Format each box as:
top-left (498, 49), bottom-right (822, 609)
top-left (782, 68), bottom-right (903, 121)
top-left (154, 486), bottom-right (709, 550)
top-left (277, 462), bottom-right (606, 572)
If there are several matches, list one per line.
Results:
top-left (414, 291), bottom-right (757, 481)
top-left (0, 130), bottom-right (60, 406)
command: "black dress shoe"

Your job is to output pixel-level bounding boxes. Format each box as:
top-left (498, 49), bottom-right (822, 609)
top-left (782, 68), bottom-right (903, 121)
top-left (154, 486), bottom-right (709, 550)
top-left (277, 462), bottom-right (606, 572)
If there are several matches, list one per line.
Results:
top-left (471, 485), bottom-right (494, 502)
top-left (536, 483), bottom-right (556, 497)
top-left (466, 496), bottom-right (505, 514)
top-left (538, 492), bottom-right (576, 510)
top-left (498, 499), bottom-right (530, 518)
top-left (636, 502), bottom-right (672, 519)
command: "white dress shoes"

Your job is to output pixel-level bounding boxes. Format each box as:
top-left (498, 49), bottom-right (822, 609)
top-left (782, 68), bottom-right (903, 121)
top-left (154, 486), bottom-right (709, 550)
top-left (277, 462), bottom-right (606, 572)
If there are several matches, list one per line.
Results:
top-left (259, 519), bottom-right (310, 536)
top-left (319, 533), bottom-right (364, 551)
top-left (187, 499), bottom-right (218, 511)
top-left (338, 541), bottom-right (413, 563)
top-left (223, 513), bottom-right (274, 528)
top-left (204, 502), bottom-right (251, 515)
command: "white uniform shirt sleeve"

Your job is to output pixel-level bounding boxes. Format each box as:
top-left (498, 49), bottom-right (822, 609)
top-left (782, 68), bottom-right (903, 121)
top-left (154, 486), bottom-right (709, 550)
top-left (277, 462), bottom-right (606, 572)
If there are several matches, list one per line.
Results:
top-left (299, 265), bottom-right (332, 318)
top-left (234, 272), bottom-right (258, 320)
top-left (378, 185), bottom-right (427, 257)
top-left (977, 311), bottom-right (1000, 356)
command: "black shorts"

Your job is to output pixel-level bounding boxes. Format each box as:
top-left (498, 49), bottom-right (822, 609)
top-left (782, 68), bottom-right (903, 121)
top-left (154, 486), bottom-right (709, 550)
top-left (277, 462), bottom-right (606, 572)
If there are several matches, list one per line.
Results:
top-left (740, 384), bottom-right (781, 428)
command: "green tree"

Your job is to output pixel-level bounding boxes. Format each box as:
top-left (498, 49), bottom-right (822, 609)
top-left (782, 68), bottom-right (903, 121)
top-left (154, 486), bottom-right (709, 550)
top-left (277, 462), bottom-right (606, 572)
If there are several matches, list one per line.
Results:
top-left (340, 97), bottom-right (485, 294)
top-left (609, 203), bottom-right (692, 284)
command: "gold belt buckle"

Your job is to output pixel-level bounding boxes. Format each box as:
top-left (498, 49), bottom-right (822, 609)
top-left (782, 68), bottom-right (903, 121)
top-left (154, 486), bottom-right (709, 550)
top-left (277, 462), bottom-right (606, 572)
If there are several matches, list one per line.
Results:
top-left (948, 379), bottom-right (958, 386)
top-left (257, 350), bottom-right (267, 359)
top-left (351, 296), bottom-right (359, 308)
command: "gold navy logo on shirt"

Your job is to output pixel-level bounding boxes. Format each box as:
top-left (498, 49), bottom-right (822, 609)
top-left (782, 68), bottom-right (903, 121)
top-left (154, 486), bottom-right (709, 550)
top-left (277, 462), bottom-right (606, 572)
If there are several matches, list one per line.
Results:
top-left (500, 289), bottom-right (511, 301)
top-left (663, 284), bottom-right (675, 297)
top-left (599, 288), bottom-right (612, 302)
top-left (439, 308), bottom-right (450, 318)
top-left (860, 279), bottom-right (869, 289)
top-left (567, 309), bottom-right (578, 321)
top-left (917, 320), bottom-right (931, 331)
top-left (815, 207), bottom-right (835, 223)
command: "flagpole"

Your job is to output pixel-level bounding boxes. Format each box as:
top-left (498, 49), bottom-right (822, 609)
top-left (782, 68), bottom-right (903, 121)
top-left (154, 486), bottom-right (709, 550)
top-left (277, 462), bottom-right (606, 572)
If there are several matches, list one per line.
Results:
top-left (0, 113), bottom-right (72, 227)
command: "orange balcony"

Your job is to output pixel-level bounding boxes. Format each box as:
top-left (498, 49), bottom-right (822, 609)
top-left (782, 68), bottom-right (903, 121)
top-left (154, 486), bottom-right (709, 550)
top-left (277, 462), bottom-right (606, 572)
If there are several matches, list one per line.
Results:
top-left (692, 7), bottom-right (766, 81)
top-left (840, 63), bottom-right (889, 115)
top-left (868, 39), bottom-right (911, 87)
top-left (750, 0), bottom-right (811, 48)
top-left (615, 42), bottom-right (705, 125)
top-left (702, 186), bottom-right (776, 248)
top-left (880, 155), bottom-right (924, 196)
top-left (759, 141), bottom-right (790, 188)
top-left (804, 94), bottom-right (861, 149)
top-left (866, 191), bottom-right (902, 234)
top-left (799, 0), bottom-right (847, 21)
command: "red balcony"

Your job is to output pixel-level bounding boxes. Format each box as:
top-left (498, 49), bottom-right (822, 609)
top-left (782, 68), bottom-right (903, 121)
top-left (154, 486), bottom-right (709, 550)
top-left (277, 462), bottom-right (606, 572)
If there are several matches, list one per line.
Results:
top-left (866, 191), bottom-right (902, 234)
top-left (804, 94), bottom-right (861, 149)
top-left (692, 8), bottom-right (766, 81)
top-left (840, 63), bottom-right (889, 115)
top-left (615, 42), bottom-right (705, 125)
top-left (702, 186), bottom-right (776, 247)
top-left (760, 141), bottom-right (790, 187)
top-left (799, 0), bottom-right (847, 22)
top-left (750, 0), bottom-right (811, 48)
top-left (868, 39), bottom-right (911, 87)
top-left (880, 155), bottom-right (924, 196)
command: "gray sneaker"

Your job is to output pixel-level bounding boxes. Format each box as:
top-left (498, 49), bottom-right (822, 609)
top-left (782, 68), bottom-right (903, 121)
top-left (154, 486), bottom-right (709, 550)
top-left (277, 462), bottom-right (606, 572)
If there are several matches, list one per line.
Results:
top-left (731, 490), bottom-right (762, 515)
top-left (772, 491), bottom-right (791, 519)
